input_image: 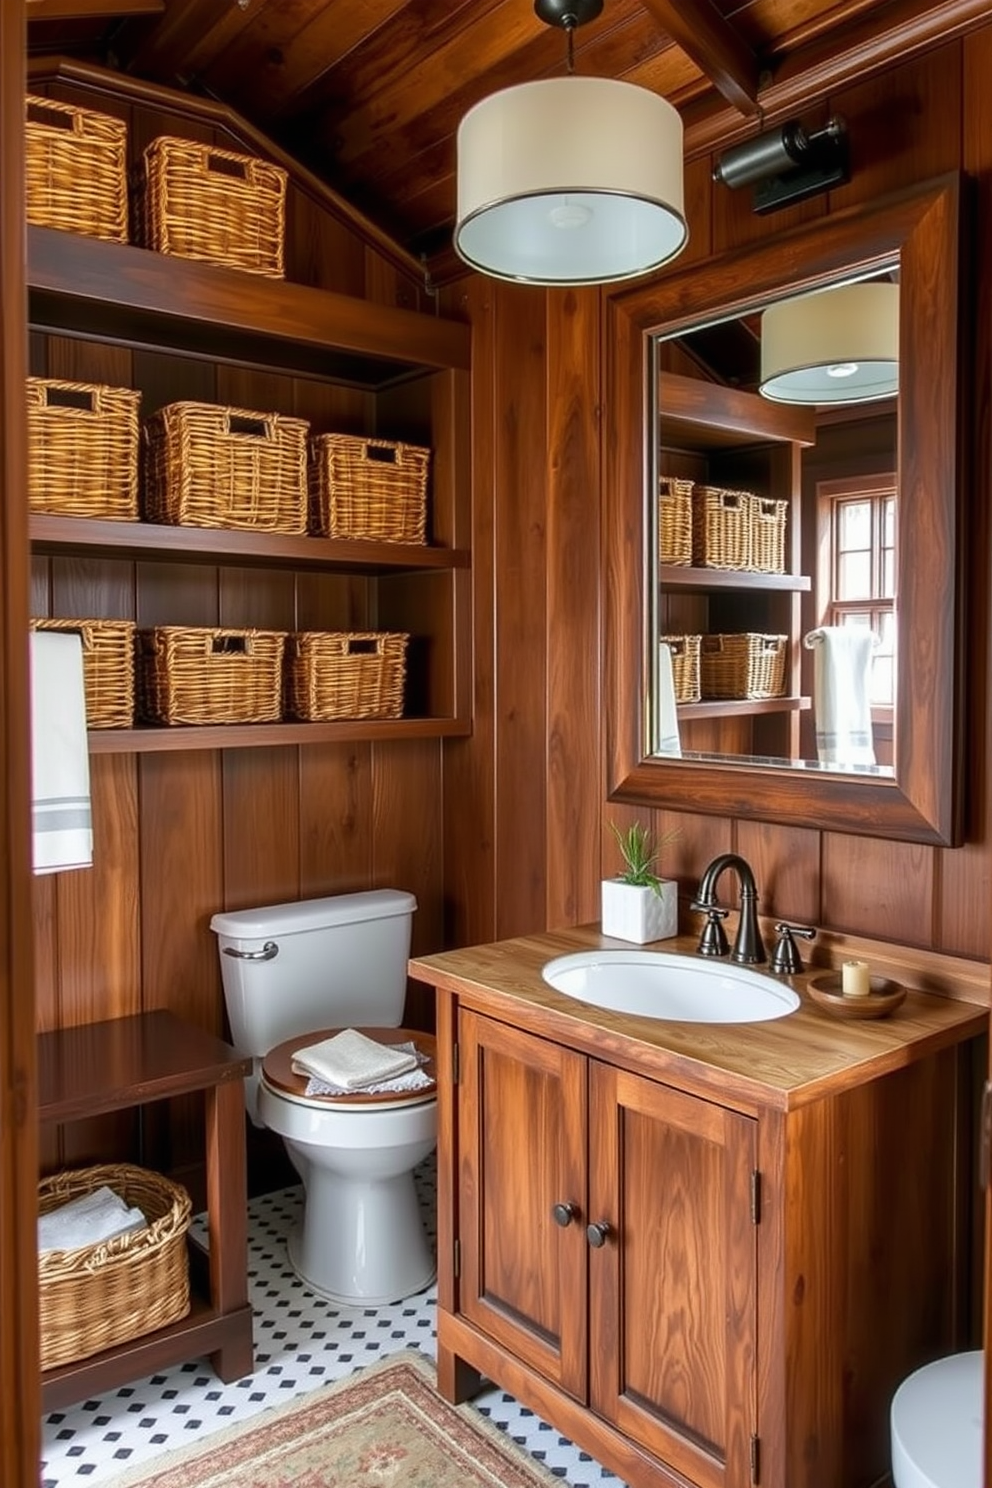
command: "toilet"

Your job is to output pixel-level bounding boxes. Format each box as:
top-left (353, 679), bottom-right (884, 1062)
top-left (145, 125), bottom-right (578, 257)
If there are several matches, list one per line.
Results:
top-left (210, 889), bottom-right (437, 1307)
top-left (890, 1350), bottom-right (984, 1488)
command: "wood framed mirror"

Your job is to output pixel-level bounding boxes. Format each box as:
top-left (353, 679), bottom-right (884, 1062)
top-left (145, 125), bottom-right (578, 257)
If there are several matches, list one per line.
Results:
top-left (604, 174), bottom-right (963, 846)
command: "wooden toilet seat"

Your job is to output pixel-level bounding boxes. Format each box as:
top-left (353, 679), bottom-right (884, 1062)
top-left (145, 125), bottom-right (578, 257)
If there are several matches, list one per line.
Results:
top-left (262, 1026), bottom-right (437, 1105)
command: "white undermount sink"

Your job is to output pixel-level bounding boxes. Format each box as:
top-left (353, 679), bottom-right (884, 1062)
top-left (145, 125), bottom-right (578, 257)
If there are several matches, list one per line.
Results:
top-left (542, 949), bottom-right (800, 1024)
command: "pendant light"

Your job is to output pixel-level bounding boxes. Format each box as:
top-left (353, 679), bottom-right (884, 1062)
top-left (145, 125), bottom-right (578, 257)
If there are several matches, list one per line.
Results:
top-left (759, 280), bottom-right (899, 405)
top-left (454, 0), bottom-right (687, 287)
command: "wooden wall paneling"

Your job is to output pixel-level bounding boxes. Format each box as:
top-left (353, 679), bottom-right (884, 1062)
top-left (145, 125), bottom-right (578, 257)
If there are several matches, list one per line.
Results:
top-left (821, 831), bottom-right (935, 944)
top-left (493, 282), bottom-right (549, 940)
top-left (132, 348), bottom-right (216, 418)
top-left (295, 569), bottom-right (370, 632)
top-left (441, 277), bottom-right (497, 950)
top-left (218, 564), bottom-right (296, 631)
top-left (221, 746), bottom-right (301, 910)
top-left (379, 570), bottom-right (452, 717)
top-left (363, 242), bottom-right (425, 313)
top-left (545, 286), bottom-right (602, 932)
top-left (286, 183), bottom-right (367, 298)
top-left (290, 372), bottom-right (370, 438)
top-left (298, 742), bottom-right (373, 897)
top-left (44, 333), bottom-right (132, 392)
top-left (736, 820), bottom-right (821, 929)
top-left (136, 559), bottom-right (221, 628)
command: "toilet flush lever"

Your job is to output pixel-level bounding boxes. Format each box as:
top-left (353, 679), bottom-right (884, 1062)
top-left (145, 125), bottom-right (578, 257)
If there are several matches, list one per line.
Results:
top-left (223, 941), bottom-right (279, 961)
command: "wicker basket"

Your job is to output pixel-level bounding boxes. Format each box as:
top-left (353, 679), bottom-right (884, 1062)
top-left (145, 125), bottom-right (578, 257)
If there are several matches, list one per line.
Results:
top-left (286, 631), bottom-right (409, 721)
top-left (31, 618), bottom-right (136, 728)
top-left (658, 477), bottom-right (693, 567)
top-left (310, 434), bottom-right (430, 545)
top-left (38, 1163), bottom-right (191, 1371)
top-left (750, 496), bottom-right (789, 574)
top-left (138, 626), bottom-right (286, 725)
top-left (692, 485), bottom-right (752, 570)
top-left (26, 94), bottom-right (128, 244)
top-left (139, 136), bottom-right (287, 278)
top-left (27, 377), bottom-right (140, 520)
top-left (143, 401), bottom-right (309, 533)
top-left (700, 633), bottom-right (788, 700)
top-left (659, 634), bottom-right (701, 704)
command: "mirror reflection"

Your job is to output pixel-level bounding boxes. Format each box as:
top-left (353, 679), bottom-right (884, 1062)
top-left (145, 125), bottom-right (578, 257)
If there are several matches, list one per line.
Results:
top-left (648, 267), bottom-right (898, 779)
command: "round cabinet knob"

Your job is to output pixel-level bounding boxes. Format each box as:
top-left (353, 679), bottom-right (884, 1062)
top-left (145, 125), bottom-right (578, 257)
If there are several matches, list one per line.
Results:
top-left (552, 1201), bottom-right (578, 1228)
top-left (586, 1220), bottom-right (612, 1248)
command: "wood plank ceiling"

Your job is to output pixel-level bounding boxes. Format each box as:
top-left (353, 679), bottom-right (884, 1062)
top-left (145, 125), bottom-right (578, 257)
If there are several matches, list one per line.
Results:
top-left (25, 0), bottom-right (988, 282)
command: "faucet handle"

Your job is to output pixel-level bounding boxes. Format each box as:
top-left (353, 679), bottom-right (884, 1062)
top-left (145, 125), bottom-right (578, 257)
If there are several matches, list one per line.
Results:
top-left (770, 922), bottom-right (816, 976)
top-left (691, 901), bottom-right (730, 958)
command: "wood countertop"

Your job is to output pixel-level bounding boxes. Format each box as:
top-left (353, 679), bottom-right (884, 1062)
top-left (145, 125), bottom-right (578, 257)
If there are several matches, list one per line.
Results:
top-left (409, 925), bottom-right (989, 1113)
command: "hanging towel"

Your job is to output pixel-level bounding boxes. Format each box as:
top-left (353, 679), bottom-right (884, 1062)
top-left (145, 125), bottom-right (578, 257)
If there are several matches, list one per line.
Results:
top-left (29, 630), bottom-right (93, 875)
top-left (291, 1027), bottom-right (420, 1090)
top-left (38, 1184), bottom-right (147, 1254)
top-left (803, 626), bottom-right (876, 767)
top-left (657, 642), bottom-right (682, 757)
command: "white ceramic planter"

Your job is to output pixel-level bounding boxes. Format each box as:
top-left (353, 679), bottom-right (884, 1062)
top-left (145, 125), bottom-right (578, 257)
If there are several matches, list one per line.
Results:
top-left (601, 878), bottom-right (678, 945)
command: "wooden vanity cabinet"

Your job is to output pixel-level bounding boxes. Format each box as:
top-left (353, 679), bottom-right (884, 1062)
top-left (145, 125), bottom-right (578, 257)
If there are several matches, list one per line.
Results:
top-left (429, 970), bottom-right (975, 1488)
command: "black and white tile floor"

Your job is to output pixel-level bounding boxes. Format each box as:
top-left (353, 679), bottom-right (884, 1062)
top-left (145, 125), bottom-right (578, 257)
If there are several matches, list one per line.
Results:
top-left (40, 1160), bottom-right (623, 1487)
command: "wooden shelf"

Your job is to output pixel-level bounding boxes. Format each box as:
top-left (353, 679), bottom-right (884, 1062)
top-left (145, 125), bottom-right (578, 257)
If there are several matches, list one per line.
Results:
top-left (658, 370), bottom-right (817, 450)
top-left (678, 695), bottom-right (810, 721)
top-left (87, 716), bottom-right (471, 753)
top-left (27, 225), bottom-right (470, 388)
top-left (660, 564), bottom-right (810, 593)
top-left (30, 514), bottom-right (470, 573)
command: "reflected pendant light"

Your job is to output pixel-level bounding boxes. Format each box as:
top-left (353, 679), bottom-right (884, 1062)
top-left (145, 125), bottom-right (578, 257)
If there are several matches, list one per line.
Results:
top-left (454, 0), bottom-right (687, 286)
top-left (759, 280), bottom-right (899, 405)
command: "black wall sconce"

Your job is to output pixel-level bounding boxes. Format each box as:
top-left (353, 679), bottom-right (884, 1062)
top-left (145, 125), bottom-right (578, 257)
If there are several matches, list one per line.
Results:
top-left (712, 116), bottom-right (848, 213)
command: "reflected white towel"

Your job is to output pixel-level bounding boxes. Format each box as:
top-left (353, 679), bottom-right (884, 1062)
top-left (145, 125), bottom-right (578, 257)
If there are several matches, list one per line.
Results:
top-left (38, 1185), bottom-right (147, 1253)
top-left (30, 631), bottom-right (93, 875)
top-left (804, 626), bottom-right (876, 766)
top-left (292, 1028), bottom-right (419, 1090)
top-left (657, 643), bottom-right (682, 757)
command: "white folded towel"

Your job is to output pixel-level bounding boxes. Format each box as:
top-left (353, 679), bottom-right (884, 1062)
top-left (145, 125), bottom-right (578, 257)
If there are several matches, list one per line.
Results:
top-left (304, 1042), bottom-right (433, 1099)
top-left (38, 1184), bottom-right (147, 1254)
top-left (292, 1028), bottom-right (420, 1090)
top-left (803, 626), bottom-right (877, 767)
top-left (656, 642), bottom-right (682, 757)
top-left (30, 631), bottom-right (93, 875)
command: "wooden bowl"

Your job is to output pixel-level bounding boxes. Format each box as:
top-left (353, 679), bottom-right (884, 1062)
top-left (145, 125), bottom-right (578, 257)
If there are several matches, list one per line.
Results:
top-left (807, 972), bottom-right (907, 1020)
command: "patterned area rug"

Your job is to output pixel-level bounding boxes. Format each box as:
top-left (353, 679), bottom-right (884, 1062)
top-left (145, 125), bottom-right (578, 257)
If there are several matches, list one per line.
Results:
top-left (113, 1350), bottom-right (561, 1487)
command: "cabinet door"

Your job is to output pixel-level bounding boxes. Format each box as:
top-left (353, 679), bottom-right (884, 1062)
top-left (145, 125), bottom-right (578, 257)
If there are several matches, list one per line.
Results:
top-left (457, 1010), bottom-right (588, 1401)
top-left (588, 1063), bottom-right (757, 1488)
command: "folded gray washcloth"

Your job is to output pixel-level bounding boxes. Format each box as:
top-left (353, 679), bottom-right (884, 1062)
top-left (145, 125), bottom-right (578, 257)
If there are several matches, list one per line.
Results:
top-left (38, 1184), bottom-right (147, 1254)
top-left (291, 1028), bottom-right (420, 1090)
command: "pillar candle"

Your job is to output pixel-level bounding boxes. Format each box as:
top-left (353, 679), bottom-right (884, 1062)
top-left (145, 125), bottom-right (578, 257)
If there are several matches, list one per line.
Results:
top-left (841, 959), bottom-right (871, 997)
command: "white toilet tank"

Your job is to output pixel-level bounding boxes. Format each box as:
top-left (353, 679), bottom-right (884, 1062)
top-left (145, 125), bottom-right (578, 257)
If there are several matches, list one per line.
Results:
top-left (210, 889), bottom-right (417, 1058)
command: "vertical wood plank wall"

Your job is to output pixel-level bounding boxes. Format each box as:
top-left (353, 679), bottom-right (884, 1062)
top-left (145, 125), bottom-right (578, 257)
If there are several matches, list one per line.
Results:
top-left (446, 30), bottom-right (992, 964)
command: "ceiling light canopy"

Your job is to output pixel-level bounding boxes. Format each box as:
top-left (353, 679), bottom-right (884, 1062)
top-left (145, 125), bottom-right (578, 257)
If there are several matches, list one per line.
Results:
top-left (454, 0), bottom-right (687, 287)
top-left (759, 281), bottom-right (899, 405)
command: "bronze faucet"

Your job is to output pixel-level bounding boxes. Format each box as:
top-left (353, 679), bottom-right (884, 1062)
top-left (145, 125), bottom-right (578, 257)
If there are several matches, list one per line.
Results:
top-left (691, 853), bottom-right (766, 965)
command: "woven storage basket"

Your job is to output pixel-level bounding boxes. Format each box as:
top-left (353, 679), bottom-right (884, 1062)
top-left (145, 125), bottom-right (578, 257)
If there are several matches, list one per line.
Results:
top-left (700, 633), bottom-right (788, 700)
top-left (139, 136), bottom-right (287, 278)
top-left (286, 631), bottom-right (409, 721)
top-left (658, 477), bottom-right (693, 567)
top-left (28, 377), bottom-right (140, 520)
top-left (143, 401), bottom-right (308, 533)
top-left (692, 485), bottom-right (752, 570)
top-left (31, 618), bottom-right (136, 728)
top-left (38, 1163), bottom-right (191, 1371)
top-left (659, 634), bottom-right (701, 704)
top-left (750, 496), bottom-right (789, 574)
top-left (310, 434), bottom-right (430, 545)
top-left (26, 94), bottom-right (128, 243)
top-left (138, 626), bottom-right (286, 725)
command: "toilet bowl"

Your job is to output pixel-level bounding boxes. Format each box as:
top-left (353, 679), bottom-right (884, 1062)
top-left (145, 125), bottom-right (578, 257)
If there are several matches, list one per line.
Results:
top-left (890, 1350), bottom-right (983, 1488)
top-left (210, 890), bottom-right (437, 1306)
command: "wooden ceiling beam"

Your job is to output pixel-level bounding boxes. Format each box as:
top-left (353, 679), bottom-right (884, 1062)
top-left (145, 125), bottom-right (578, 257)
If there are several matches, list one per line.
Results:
top-left (26, 0), bottom-right (163, 19)
top-left (637, 0), bottom-right (761, 116)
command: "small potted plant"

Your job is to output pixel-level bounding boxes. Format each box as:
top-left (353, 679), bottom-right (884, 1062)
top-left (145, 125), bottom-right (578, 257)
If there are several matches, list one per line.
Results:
top-left (601, 820), bottom-right (680, 944)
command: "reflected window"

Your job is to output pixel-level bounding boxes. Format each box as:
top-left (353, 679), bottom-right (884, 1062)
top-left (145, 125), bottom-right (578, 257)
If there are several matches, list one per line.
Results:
top-left (819, 477), bottom-right (896, 708)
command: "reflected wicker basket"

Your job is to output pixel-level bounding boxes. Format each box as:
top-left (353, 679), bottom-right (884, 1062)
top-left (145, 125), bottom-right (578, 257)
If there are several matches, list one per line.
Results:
top-left (138, 625), bottom-right (286, 725)
top-left (138, 136), bottom-right (287, 278)
top-left (38, 1163), bottom-right (191, 1371)
top-left (700, 632), bottom-right (788, 700)
top-left (31, 618), bottom-right (136, 728)
top-left (659, 634), bottom-right (701, 703)
top-left (658, 476), bottom-right (693, 567)
top-left (750, 496), bottom-right (788, 574)
top-left (27, 377), bottom-right (140, 520)
top-left (309, 434), bottom-right (430, 545)
top-left (692, 485), bottom-right (752, 570)
top-left (286, 631), bottom-right (408, 721)
top-left (26, 94), bottom-right (128, 243)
